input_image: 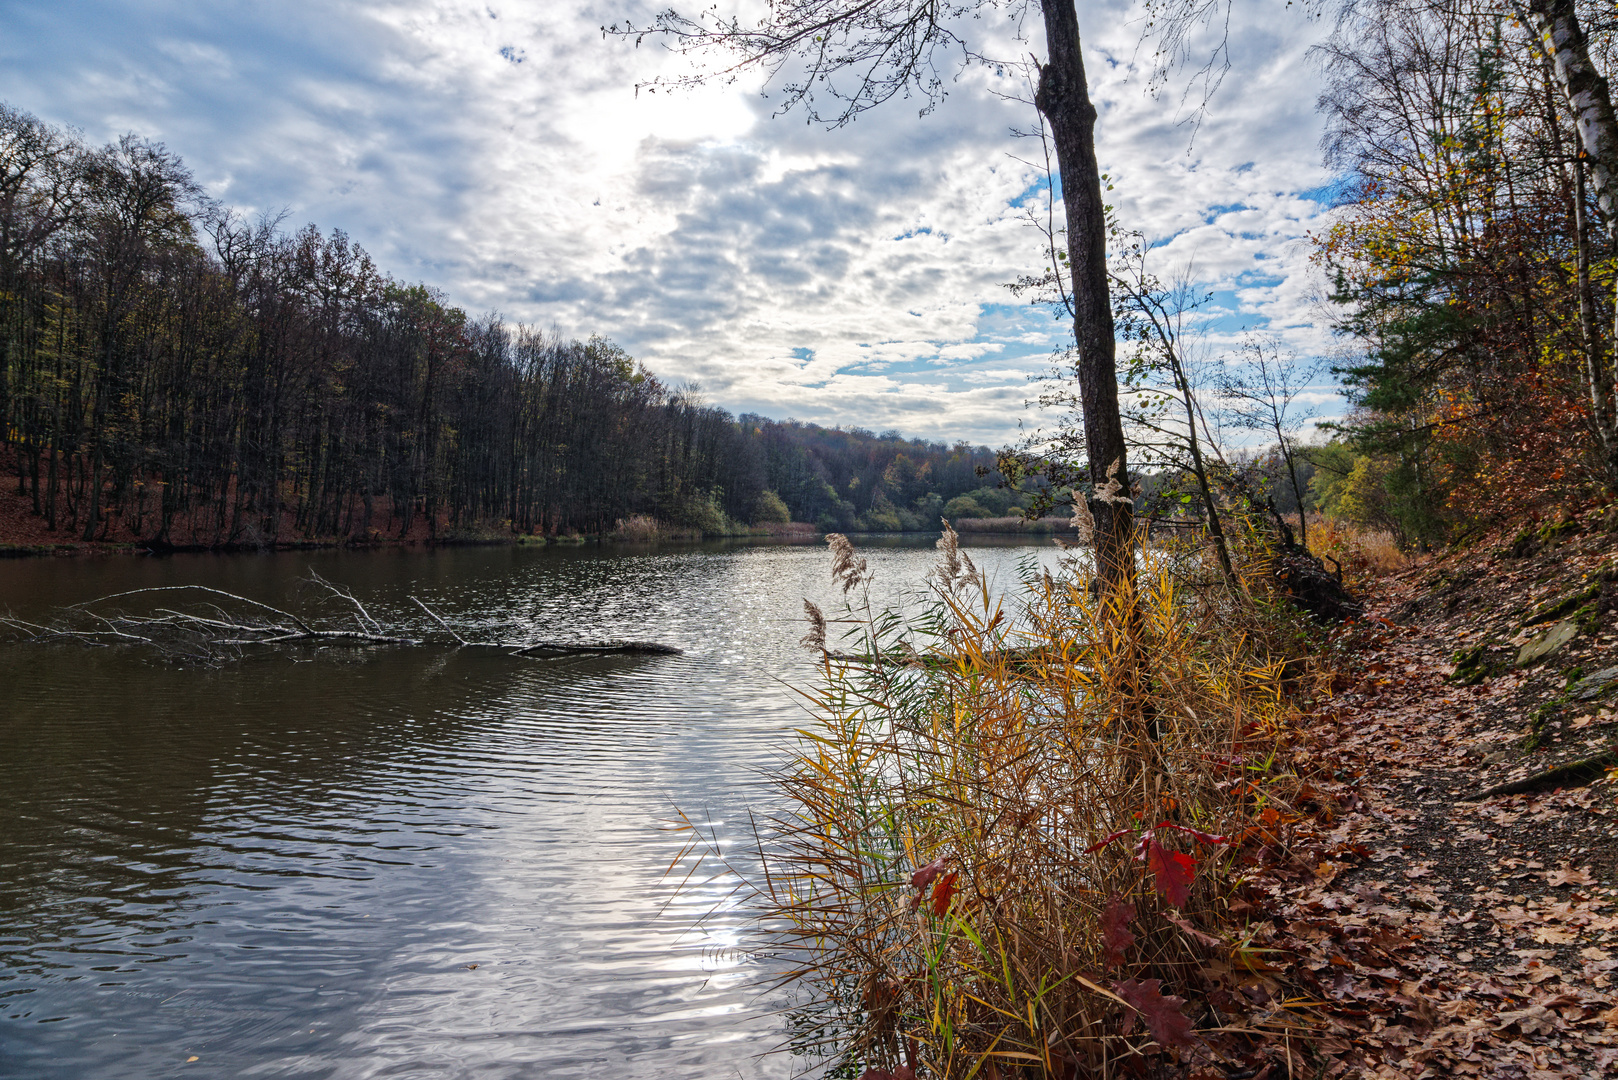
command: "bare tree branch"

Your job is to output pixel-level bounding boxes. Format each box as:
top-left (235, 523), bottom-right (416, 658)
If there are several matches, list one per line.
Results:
top-left (3, 574), bottom-right (683, 663)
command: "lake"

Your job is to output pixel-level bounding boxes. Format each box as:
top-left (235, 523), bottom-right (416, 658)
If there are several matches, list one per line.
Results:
top-left (0, 536), bottom-right (1062, 1079)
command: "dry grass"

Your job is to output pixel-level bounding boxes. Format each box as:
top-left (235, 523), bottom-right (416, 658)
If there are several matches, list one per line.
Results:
top-left (761, 521), bottom-right (820, 537)
top-left (676, 527), bottom-right (1319, 1078)
top-left (951, 517), bottom-right (1062, 534)
top-left (611, 514), bottom-right (661, 541)
top-left (1305, 514), bottom-right (1407, 583)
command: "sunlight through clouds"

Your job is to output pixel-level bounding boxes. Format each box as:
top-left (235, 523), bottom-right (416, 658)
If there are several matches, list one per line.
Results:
top-left (0, 0), bottom-right (1345, 445)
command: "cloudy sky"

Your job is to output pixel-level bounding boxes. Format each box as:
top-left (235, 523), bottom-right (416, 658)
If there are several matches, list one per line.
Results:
top-left (0, 0), bottom-right (1344, 446)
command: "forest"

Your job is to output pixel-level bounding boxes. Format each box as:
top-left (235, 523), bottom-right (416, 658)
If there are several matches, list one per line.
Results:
top-left (0, 103), bottom-right (1011, 549)
top-left (1303, 0), bottom-right (1618, 547)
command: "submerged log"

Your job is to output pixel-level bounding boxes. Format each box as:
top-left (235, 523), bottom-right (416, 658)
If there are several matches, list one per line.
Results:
top-left (515, 640), bottom-right (683, 656)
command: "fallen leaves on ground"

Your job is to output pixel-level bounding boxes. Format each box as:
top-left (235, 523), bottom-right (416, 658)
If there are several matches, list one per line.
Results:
top-left (1244, 525), bottom-right (1618, 1078)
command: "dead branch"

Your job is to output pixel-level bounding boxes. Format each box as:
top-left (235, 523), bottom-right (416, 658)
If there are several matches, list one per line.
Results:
top-left (1462, 747), bottom-right (1618, 801)
top-left (3, 576), bottom-right (683, 662)
top-left (412, 595), bottom-right (471, 645)
top-left (516, 640), bottom-right (684, 657)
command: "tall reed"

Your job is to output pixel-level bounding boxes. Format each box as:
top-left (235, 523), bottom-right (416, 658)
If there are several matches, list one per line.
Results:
top-left (680, 526), bottom-right (1309, 1078)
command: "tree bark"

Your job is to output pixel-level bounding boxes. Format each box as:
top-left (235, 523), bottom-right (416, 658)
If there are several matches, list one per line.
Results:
top-left (1573, 158), bottom-right (1617, 468)
top-left (1519, 0), bottom-right (1618, 479)
top-left (1036, 0), bottom-right (1135, 594)
top-left (1522, 0), bottom-right (1618, 231)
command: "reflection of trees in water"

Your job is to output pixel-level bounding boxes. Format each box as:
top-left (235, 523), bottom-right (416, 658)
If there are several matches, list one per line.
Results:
top-left (0, 645), bottom-right (537, 965)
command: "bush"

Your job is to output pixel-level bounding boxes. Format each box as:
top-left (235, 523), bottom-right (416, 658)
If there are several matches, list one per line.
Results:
top-left (1306, 442), bottom-right (1445, 549)
top-left (676, 529), bottom-right (1312, 1078)
top-left (611, 515), bottom-right (659, 541)
top-left (961, 484), bottom-right (1025, 516)
top-left (1306, 513), bottom-right (1406, 582)
top-left (941, 495), bottom-right (991, 519)
top-left (676, 490), bottom-right (732, 535)
top-left (860, 505), bottom-right (904, 532)
top-left (751, 489), bottom-right (792, 525)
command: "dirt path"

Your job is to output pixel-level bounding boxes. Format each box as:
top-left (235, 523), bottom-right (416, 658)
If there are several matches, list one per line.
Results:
top-left (1261, 525), bottom-right (1618, 1078)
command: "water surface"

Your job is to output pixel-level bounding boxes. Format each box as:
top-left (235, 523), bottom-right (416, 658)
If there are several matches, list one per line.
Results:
top-left (0, 537), bottom-right (1058, 1079)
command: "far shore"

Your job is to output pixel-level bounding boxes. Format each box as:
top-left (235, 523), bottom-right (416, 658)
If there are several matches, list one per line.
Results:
top-left (0, 523), bottom-right (1081, 559)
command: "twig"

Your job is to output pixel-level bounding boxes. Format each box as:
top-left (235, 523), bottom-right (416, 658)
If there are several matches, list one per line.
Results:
top-left (308, 571), bottom-right (385, 635)
top-left (412, 596), bottom-right (470, 645)
top-left (70, 585), bottom-right (316, 634)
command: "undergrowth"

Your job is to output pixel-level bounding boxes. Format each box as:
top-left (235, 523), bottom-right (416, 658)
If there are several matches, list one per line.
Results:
top-left (676, 525), bottom-right (1329, 1079)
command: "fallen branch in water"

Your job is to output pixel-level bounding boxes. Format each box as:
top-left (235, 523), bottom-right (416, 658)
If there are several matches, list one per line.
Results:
top-left (2, 574), bottom-right (682, 662)
top-left (1, 582), bottom-right (418, 660)
top-left (516, 640), bottom-right (684, 656)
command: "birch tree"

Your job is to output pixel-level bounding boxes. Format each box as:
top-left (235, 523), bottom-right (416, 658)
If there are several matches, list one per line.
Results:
top-left (1515, 0), bottom-right (1618, 476)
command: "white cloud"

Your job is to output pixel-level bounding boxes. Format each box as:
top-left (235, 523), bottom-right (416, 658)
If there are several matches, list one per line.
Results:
top-left (0, 0), bottom-right (1345, 446)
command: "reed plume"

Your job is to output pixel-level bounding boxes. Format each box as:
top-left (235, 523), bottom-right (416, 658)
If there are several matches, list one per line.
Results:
top-left (670, 522), bottom-right (1320, 1078)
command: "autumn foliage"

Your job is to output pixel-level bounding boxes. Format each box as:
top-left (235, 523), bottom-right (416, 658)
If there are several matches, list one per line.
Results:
top-left (1316, 0), bottom-right (1618, 543)
top-left (675, 527), bottom-right (1326, 1077)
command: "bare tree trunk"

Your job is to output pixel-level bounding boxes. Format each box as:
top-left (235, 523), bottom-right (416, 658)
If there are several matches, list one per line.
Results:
top-left (1574, 158), bottom-right (1617, 469)
top-left (1522, 0), bottom-right (1618, 228)
top-left (1036, 0), bottom-right (1134, 594)
top-left (1519, 0), bottom-right (1618, 479)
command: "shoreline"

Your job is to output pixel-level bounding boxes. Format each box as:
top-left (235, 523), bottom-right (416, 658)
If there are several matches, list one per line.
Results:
top-left (0, 526), bottom-right (1078, 559)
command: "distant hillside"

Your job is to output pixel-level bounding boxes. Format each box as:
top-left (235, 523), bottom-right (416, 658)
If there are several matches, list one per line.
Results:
top-left (0, 103), bottom-right (1021, 548)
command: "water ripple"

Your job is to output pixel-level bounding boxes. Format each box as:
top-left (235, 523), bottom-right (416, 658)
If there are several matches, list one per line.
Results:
top-left (0, 538), bottom-right (1060, 1078)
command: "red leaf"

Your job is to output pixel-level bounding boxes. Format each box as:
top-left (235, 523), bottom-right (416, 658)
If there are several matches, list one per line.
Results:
top-left (858, 1070), bottom-right (894, 1080)
top-left (1163, 911), bottom-right (1222, 947)
top-left (910, 855), bottom-right (948, 891)
top-left (1112, 977), bottom-right (1197, 1049)
top-left (1101, 895), bottom-right (1136, 970)
top-left (1085, 828), bottom-right (1133, 854)
top-left (931, 871), bottom-right (959, 916)
top-left (1144, 839), bottom-right (1196, 907)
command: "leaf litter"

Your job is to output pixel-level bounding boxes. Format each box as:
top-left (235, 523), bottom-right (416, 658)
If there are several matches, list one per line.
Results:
top-left (1249, 519), bottom-right (1618, 1077)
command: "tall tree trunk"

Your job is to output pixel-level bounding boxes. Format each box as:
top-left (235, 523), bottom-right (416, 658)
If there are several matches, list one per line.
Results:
top-left (1035, 0), bottom-right (1135, 593)
top-left (1036, 0), bottom-right (1155, 756)
top-left (1573, 158), bottom-right (1617, 468)
top-left (1519, 0), bottom-right (1618, 479)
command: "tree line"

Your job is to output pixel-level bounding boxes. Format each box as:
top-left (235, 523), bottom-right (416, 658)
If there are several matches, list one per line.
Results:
top-left (0, 103), bottom-right (1006, 547)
